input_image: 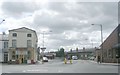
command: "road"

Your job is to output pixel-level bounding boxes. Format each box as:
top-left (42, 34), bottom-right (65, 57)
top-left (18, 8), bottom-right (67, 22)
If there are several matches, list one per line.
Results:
top-left (1, 58), bottom-right (119, 73)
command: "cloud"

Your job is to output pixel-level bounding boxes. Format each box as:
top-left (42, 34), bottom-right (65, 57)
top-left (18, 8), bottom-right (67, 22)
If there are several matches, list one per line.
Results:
top-left (0, 1), bottom-right (118, 51)
top-left (1, 2), bottom-right (39, 18)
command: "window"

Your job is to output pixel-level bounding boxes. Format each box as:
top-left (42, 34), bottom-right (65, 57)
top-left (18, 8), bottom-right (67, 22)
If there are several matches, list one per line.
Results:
top-left (28, 51), bottom-right (31, 59)
top-left (85, 55), bottom-right (87, 57)
top-left (16, 55), bottom-right (18, 59)
top-left (12, 33), bottom-right (17, 37)
top-left (12, 51), bottom-right (15, 54)
top-left (4, 42), bottom-right (8, 48)
top-left (12, 40), bottom-right (17, 47)
top-left (12, 51), bottom-right (15, 59)
top-left (27, 40), bottom-right (32, 47)
top-left (12, 55), bottom-right (15, 59)
top-left (27, 34), bottom-right (32, 37)
top-left (81, 55), bottom-right (83, 57)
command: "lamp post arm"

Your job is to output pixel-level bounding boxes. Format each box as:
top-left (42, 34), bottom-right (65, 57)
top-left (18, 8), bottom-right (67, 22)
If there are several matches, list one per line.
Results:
top-left (100, 24), bottom-right (103, 44)
top-left (0, 19), bottom-right (5, 25)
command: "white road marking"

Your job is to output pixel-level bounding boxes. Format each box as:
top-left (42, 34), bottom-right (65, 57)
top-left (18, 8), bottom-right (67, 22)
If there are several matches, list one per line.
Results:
top-left (22, 69), bottom-right (48, 72)
top-left (58, 70), bottom-right (63, 72)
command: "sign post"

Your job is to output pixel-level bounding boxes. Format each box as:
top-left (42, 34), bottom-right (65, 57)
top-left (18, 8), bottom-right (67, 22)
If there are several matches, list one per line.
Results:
top-left (41, 47), bottom-right (46, 64)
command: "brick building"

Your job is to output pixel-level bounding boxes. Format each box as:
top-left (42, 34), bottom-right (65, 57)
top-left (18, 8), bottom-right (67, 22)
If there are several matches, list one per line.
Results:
top-left (101, 25), bottom-right (120, 63)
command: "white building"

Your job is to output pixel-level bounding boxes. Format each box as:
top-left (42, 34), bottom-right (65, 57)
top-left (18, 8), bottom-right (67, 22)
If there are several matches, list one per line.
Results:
top-left (8, 27), bottom-right (38, 64)
top-left (0, 32), bottom-right (9, 63)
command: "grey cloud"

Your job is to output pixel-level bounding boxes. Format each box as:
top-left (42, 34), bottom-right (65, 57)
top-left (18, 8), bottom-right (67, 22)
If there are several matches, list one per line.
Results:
top-left (1, 2), bottom-right (39, 18)
top-left (33, 11), bottom-right (81, 34)
top-left (48, 2), bottom-right (67, 12)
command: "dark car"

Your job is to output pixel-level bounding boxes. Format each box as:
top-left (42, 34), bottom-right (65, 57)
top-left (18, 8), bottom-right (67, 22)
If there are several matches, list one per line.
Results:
top-left (67, 56), bottom-right (71, 60)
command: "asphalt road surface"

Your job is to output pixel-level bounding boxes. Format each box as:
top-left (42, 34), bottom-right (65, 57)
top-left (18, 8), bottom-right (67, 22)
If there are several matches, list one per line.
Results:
top-left (1, 58), bottom-right (119, 73)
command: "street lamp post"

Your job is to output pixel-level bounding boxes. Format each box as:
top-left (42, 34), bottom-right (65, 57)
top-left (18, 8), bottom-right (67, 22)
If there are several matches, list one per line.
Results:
top-left (40, 30), bottom-right (52, 63)
top-left (91, 24), bottom-right (103, 63)
top-left (41, 30), bottom-right (52, 49)
top-left (91, 40), bottom-right (93, 49)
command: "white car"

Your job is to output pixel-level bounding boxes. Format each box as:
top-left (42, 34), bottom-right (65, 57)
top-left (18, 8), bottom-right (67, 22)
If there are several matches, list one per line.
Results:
top-left (72, 56), bottom-right (78, 60)
top-left (89, 57), bottom-right (95, 60)
top-left (43, 57), bottom-right (48, 62)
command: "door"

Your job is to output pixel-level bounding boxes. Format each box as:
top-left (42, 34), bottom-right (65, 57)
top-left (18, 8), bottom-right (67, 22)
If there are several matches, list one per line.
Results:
top-left (4, 53), bottom-right (8, 63)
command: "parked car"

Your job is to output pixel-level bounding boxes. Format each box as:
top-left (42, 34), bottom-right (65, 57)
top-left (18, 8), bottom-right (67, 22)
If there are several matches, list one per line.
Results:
top-left (43, 57), bottom-right (48, 62)
top-left (72, 56), bottom-right (78, 60)
top-left (89, 57), bottom-right (95, 60)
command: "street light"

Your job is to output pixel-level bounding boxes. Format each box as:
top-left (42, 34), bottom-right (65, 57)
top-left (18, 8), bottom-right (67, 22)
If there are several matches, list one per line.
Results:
top-left (0, 19), bottom-right (5, 25)
top-left (40, 30), bottom-right (52, 64)
top-left (91, 40), bottom-right (93, 49)
top-left (42, 30), bottom-right (52, 49)
top-left (91, 24), bottom-right (103, 63)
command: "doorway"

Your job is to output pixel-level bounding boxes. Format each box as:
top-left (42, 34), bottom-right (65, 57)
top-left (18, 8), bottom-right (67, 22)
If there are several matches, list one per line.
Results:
top-left (4, 53), bottom-right (8, 63)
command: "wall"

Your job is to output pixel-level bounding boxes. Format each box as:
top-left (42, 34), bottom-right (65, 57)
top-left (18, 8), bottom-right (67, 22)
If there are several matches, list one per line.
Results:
top-left (9, 29), bottom-right (37, 48)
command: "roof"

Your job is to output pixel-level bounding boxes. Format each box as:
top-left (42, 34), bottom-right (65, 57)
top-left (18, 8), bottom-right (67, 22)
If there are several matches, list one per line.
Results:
top-left (9, 27), bottom-right (36, 32)
top-left (100, 25), bottom-right (119, 47)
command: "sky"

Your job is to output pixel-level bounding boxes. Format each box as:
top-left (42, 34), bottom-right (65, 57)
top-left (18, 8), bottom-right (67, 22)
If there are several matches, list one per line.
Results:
top-left (0, 0), bottom-right (119, 52)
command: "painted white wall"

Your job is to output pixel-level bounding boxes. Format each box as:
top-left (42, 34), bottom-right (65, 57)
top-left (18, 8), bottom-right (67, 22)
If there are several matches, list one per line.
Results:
top-left (9, 28), bottom-right (38, 48)
top-left (0, 34), bottom-right (8, 62)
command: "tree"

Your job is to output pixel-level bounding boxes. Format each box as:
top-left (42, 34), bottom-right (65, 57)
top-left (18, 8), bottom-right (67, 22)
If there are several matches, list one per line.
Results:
top-left (56, 48), bottom-right (65, 57)
top-left (76, 47), bottom-right (79, 59)
top-left (59, 48), bottom-right (65, 57)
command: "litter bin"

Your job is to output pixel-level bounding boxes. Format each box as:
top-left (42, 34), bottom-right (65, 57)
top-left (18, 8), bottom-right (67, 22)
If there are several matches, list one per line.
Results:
top-left (31, 60), bottom-right (35, 64)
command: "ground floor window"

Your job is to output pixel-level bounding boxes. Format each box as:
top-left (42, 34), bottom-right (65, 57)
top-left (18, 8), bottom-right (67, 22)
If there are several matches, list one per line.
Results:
top-left (16, 55), bottom-right (18, 59)
top-left (28, 51), bottom-right (31, 59)
top-left (12, 55), bottom-right (15, 59)
top-left (4, 52), bottom-right (8, 62)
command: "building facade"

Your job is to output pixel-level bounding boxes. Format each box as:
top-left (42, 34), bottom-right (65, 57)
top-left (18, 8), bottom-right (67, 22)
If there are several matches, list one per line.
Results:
top-left (0, 32), bottom-right (9, 63)
top-left (101, 25), bottom-right (120, 63)
top-left (8, 27), bottom-right (38, 64)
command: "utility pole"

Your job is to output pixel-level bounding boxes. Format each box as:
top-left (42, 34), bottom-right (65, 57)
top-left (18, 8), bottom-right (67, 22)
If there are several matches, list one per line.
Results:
top-left (91, 24), bottom-right (103, 63)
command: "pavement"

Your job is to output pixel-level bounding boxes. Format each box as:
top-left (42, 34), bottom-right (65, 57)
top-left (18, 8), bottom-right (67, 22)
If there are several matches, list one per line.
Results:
top-left (89, 60), bottom-right (120, 66)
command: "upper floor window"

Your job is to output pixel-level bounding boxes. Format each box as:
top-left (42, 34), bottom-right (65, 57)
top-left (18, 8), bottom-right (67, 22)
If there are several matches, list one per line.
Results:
top-left (12, 40), bottom-right (17, 48)
top-left (27, 34), bottom-right (32, 37)
top-left (27, 40), bottom-right (32, 47)
top-left (4, 42), bottom-right (8, 48)
top-left (13, 33), bottom-right (17, 37)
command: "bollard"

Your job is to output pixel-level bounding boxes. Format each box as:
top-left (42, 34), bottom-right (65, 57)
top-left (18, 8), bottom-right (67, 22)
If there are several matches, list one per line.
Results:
top-left (70, 59), bottom-right (72, 64)
top-left (64, 58), bottom-right (67, 64)
top-left (42, 60), bottom-right (44, 64)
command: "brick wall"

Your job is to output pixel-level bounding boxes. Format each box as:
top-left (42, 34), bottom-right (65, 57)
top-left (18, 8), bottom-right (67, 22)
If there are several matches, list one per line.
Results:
top-left (101, 25), bottom-right (119, 63)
